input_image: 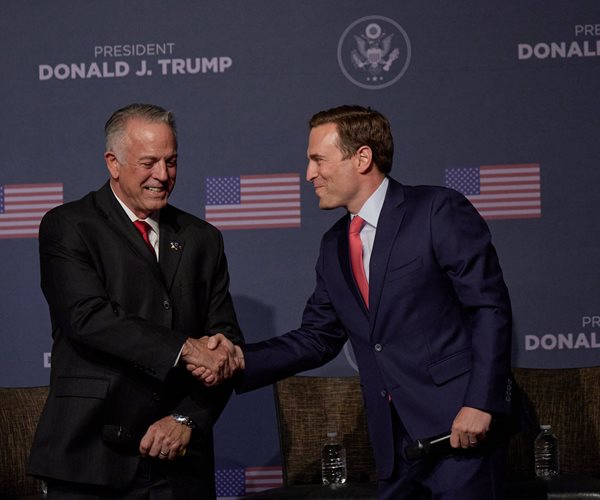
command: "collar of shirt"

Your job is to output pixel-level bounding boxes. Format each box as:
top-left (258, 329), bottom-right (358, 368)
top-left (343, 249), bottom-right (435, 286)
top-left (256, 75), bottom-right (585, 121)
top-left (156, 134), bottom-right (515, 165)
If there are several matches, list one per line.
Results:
top-left (354, 176), bottom-right (389, 229)
top-left (350, 177), bottom-right (389, 282)
top-left (110, 187), bottom-right (160, 256)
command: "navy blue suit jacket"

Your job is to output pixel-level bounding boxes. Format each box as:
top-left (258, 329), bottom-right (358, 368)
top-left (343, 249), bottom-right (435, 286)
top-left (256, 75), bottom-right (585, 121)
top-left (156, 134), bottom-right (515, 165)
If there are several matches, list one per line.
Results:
top-left (239, 178), bottom-right (513, 479)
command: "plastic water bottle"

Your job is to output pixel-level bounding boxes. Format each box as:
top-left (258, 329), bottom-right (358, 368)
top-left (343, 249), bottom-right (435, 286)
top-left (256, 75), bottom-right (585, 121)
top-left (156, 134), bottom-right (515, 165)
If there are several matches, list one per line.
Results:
top-left (534, 424), bottom-right (560, 478)
top-left (321, 431), bottom-right (347, 485)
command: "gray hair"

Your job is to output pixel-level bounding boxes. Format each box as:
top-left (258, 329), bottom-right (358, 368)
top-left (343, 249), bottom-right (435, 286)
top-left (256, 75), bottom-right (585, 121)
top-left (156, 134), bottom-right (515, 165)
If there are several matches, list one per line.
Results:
top-left (104, 103), bottom-right (177, 156)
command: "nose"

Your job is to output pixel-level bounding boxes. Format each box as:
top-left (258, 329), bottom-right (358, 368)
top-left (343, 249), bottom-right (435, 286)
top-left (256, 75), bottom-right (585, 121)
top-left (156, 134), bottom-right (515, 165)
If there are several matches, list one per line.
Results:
top-left (306, 161), bottom-right (317, 182)
top-left (153, 160), bottom-right (169, 181)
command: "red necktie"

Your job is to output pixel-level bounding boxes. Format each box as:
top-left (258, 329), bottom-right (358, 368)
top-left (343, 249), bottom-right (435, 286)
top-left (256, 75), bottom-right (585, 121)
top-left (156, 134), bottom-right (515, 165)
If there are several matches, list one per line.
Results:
top-left (133, 220), bottom-right (156, 256)
top-left (349, 215), bottom-right (369, 308)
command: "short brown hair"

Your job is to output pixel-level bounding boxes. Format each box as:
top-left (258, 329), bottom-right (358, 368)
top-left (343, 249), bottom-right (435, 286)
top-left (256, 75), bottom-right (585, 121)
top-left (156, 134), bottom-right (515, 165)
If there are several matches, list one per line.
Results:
top-left (309, 105), bottom-right (393, 174)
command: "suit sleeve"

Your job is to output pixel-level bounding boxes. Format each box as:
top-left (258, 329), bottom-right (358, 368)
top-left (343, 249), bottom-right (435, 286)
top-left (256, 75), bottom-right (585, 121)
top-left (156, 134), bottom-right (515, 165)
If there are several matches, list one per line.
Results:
top-left (430, 188), bottom-right (513, 415)
top-left (169, 228), bottom-right (242, 428)
top-left (237, 239), bottom-right (348, 393)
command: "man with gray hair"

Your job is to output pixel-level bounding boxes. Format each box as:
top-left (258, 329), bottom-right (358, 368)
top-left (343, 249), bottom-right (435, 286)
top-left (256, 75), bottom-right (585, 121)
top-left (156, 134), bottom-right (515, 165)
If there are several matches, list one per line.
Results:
top-left (28, 103), bottom-right (242, 499)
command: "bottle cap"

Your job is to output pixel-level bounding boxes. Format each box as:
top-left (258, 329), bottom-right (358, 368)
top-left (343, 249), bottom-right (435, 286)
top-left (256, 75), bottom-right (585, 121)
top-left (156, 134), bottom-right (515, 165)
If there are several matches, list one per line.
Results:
top-left (327, 431), bottom-right (338, 438)
top-left (540, 424), bottom-right (551, 430)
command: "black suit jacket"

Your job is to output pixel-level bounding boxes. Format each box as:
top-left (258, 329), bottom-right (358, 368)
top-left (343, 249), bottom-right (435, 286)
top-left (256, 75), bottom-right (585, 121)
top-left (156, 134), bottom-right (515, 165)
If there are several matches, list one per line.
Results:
top-left (28, 182), bottom-right (243, 495)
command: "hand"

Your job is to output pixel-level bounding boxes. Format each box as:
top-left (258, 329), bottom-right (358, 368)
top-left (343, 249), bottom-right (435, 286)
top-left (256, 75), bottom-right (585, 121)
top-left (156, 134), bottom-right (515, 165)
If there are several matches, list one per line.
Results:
top-left (139, 415), bottom-right (192, 460)
top-left (191, 339), bottom-right (245, 386)
top-left (450, 406), bottom-right (492, 449)
top-left (183, 334), bottom-right (242, 386)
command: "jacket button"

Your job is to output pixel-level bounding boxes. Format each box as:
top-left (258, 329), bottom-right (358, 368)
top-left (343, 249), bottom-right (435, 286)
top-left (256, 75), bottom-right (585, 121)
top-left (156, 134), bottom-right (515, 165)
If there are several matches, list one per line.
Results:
top-left (374, 344), bottom-right (382, 352)
top-left (162, 300), bottom-right (171, 310)
top-left (380, 390), bottom-right (388, 398)
top-left (153, 392), bottom-right (160, 401)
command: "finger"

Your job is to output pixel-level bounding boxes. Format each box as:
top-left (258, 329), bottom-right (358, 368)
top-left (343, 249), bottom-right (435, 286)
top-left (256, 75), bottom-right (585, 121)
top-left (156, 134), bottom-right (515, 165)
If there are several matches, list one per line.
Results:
top-left (234, 346), bottom-right (246, 370)
top-left (202, 375), bottom-right (218, 386)
top-left (449, 429), bottom-right (461, 448)
top-left (468, 434), bottom-right (478, 447)
top-left (139, 429), bottom-right (156, 456)
top-left (191, 366), bottom-right (207, 377)
top-left (158, 436), bottom-right (175, 459)
top-left (207, 336), bottom-right (218, 350)
top-left (451, 425), bottom-right (469, 448)
top-left (460, 432), bottom-right (472, 448)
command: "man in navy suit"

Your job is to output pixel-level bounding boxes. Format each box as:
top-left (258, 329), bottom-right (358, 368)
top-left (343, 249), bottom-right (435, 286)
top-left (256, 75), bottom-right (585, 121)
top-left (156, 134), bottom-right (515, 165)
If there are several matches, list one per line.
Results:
top-left (28, 103), bottom-right (242, 499)
top-left (199, 105), bottom-right (514, 499)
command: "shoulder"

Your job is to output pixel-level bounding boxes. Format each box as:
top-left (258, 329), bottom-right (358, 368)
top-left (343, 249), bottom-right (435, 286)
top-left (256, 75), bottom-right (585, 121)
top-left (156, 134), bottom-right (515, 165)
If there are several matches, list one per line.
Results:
top-left (400, 183), bottom-right (464, 202)
top-left (321, 213), bottom-right (348, 244)
top-left (41, 190), bottom-right (97, 226)
top-left (162, 204), bottom-right (223, 242)
top-left (398, 183), bottom-right (475, 214)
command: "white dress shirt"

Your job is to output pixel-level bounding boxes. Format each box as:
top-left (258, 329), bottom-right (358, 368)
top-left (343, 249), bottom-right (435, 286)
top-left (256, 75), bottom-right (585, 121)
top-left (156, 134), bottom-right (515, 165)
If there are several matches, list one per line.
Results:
top-left (351, 177), bottom-right (389, 282)
top-left (111, 187), bottom-right (160, 261)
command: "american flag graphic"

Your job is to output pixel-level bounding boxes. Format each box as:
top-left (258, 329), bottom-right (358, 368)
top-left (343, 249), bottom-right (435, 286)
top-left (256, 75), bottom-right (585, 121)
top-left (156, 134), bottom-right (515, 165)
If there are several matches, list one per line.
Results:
top-left (205, 173), bottom-right (301, 230)
top-left (0, 183), bottom-right (64, 239)
top-left (215, 466), bottom-right (283, 498)
top-left (215, 468), bottom-right (245, 498)
top-left (444, 163), bottom-right (541, 220)
top-left (245, 466), bottom-right (284, 494)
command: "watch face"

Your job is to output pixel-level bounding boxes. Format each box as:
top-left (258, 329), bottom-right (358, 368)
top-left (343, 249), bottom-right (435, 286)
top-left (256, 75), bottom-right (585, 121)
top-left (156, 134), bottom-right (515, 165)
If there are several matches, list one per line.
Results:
top-left (172, 414), bottom-right (194, 428)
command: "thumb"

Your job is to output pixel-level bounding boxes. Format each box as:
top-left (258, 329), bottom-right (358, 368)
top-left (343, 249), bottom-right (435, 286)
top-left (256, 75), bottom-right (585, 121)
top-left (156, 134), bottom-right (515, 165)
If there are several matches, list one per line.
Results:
top-left (207, 334), bottom-right (222, 350)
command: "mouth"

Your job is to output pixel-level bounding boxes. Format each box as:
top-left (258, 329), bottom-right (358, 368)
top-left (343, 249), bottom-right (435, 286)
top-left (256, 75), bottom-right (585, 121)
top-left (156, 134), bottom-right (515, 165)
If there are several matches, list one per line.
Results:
top-left (144, 186), bottom-right (167, 194)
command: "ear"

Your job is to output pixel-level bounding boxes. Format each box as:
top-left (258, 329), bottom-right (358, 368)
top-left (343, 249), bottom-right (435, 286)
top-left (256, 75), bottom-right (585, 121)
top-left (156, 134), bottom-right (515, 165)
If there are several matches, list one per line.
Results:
top-left (355, 145), bottom-right (373, 174)
top-left (104, 152), bottom-right (120, 180)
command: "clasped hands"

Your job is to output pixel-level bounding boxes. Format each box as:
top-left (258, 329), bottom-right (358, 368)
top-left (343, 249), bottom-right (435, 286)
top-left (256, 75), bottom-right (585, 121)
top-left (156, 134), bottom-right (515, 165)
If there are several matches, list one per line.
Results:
top-left (181, 334), bottom-right (244, 386)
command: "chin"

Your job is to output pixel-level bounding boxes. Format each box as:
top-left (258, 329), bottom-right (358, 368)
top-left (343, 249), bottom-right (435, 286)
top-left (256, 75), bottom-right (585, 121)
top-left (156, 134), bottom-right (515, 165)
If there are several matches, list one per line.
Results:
top-left (318, 200), bottom-right (337, 211)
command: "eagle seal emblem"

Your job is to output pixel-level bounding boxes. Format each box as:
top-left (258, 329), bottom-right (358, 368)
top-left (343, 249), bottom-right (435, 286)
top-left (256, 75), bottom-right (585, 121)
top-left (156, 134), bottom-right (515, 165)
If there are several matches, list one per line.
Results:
top-left (338, 15), bottom-right (411, 90)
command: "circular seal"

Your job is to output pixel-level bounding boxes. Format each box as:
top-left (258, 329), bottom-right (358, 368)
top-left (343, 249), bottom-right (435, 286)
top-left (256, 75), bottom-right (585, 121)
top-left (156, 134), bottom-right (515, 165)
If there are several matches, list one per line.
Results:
top-left (337, 15), bottom-right (411, 90)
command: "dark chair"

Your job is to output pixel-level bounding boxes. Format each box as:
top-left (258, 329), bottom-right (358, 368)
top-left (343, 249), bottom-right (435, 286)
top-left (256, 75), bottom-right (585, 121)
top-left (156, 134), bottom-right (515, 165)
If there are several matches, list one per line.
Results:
top-left (0, 386), bottom-right (49, 499)
top-left (246, 376), bottom-right (377, 499)
top-left (506, 366), bottom-right (600, 499)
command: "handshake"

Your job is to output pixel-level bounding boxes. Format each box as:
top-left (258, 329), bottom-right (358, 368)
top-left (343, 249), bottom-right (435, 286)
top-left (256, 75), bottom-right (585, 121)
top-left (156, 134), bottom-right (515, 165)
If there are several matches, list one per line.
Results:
top-left (181, 334), bottom-right (244, 387)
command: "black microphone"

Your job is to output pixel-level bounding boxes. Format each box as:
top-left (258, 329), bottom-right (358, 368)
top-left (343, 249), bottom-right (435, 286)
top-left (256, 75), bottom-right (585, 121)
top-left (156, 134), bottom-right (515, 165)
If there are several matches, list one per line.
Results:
top-left (404, 432), bottom-right (452, 461)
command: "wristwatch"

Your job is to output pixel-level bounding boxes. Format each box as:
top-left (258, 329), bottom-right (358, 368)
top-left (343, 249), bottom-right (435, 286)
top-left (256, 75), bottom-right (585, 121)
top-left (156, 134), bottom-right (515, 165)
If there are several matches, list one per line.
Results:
top-left (171, 413), bottom-right (196, 429)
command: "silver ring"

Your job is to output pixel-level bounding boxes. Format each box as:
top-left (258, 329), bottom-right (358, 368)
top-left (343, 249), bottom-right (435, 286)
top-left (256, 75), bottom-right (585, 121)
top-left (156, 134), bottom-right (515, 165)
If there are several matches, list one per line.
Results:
top-left (159, 450), bottom-right (168, 456)
top-left (469, 440), bottom-right (477, 446)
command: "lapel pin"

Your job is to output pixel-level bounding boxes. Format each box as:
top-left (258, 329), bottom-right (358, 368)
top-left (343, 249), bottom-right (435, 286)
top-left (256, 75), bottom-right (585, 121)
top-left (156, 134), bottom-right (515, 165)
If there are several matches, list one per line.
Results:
top-left (170, 241), bottom-right (183, 251)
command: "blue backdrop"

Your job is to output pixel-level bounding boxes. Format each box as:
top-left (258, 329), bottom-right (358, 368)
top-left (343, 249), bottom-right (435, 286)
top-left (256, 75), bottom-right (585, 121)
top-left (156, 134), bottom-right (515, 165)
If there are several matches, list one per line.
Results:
top-left (1, 1), bottom-right (599, 497)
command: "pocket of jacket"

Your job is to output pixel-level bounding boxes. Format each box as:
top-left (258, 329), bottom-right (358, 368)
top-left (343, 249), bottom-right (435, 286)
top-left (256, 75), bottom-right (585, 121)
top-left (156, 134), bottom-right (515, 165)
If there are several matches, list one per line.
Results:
top-left (55, 376), bottom-right (109, 399)
top-left (427, 349), bottom-right (472, 385)
top-left (385, 257), bottom-right (423, 282)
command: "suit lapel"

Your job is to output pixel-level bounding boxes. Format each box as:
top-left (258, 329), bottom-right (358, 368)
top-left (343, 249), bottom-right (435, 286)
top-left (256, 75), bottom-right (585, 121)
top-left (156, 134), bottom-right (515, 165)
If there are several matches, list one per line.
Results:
top-left (158, 212), bottom-right (184, 292)
top-left (368, 179), bottom-right (406, 333)
top-left (94, 182), bottom-right (164, 280)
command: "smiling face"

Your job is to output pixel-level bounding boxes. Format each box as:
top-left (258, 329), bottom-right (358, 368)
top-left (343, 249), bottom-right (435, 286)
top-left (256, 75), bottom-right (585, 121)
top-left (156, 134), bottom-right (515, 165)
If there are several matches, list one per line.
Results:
top-left (305, 123), bottom-right (370, 214)
top-left (105, 117), bottom-right (177, 219)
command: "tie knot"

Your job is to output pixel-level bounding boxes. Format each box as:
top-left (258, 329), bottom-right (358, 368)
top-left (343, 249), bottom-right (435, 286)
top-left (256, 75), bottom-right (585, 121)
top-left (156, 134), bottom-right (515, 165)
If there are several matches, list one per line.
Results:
top-left (133, 219), bottom-right (151, 235)
top-left (349, 215), bottom-right (366, 234)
